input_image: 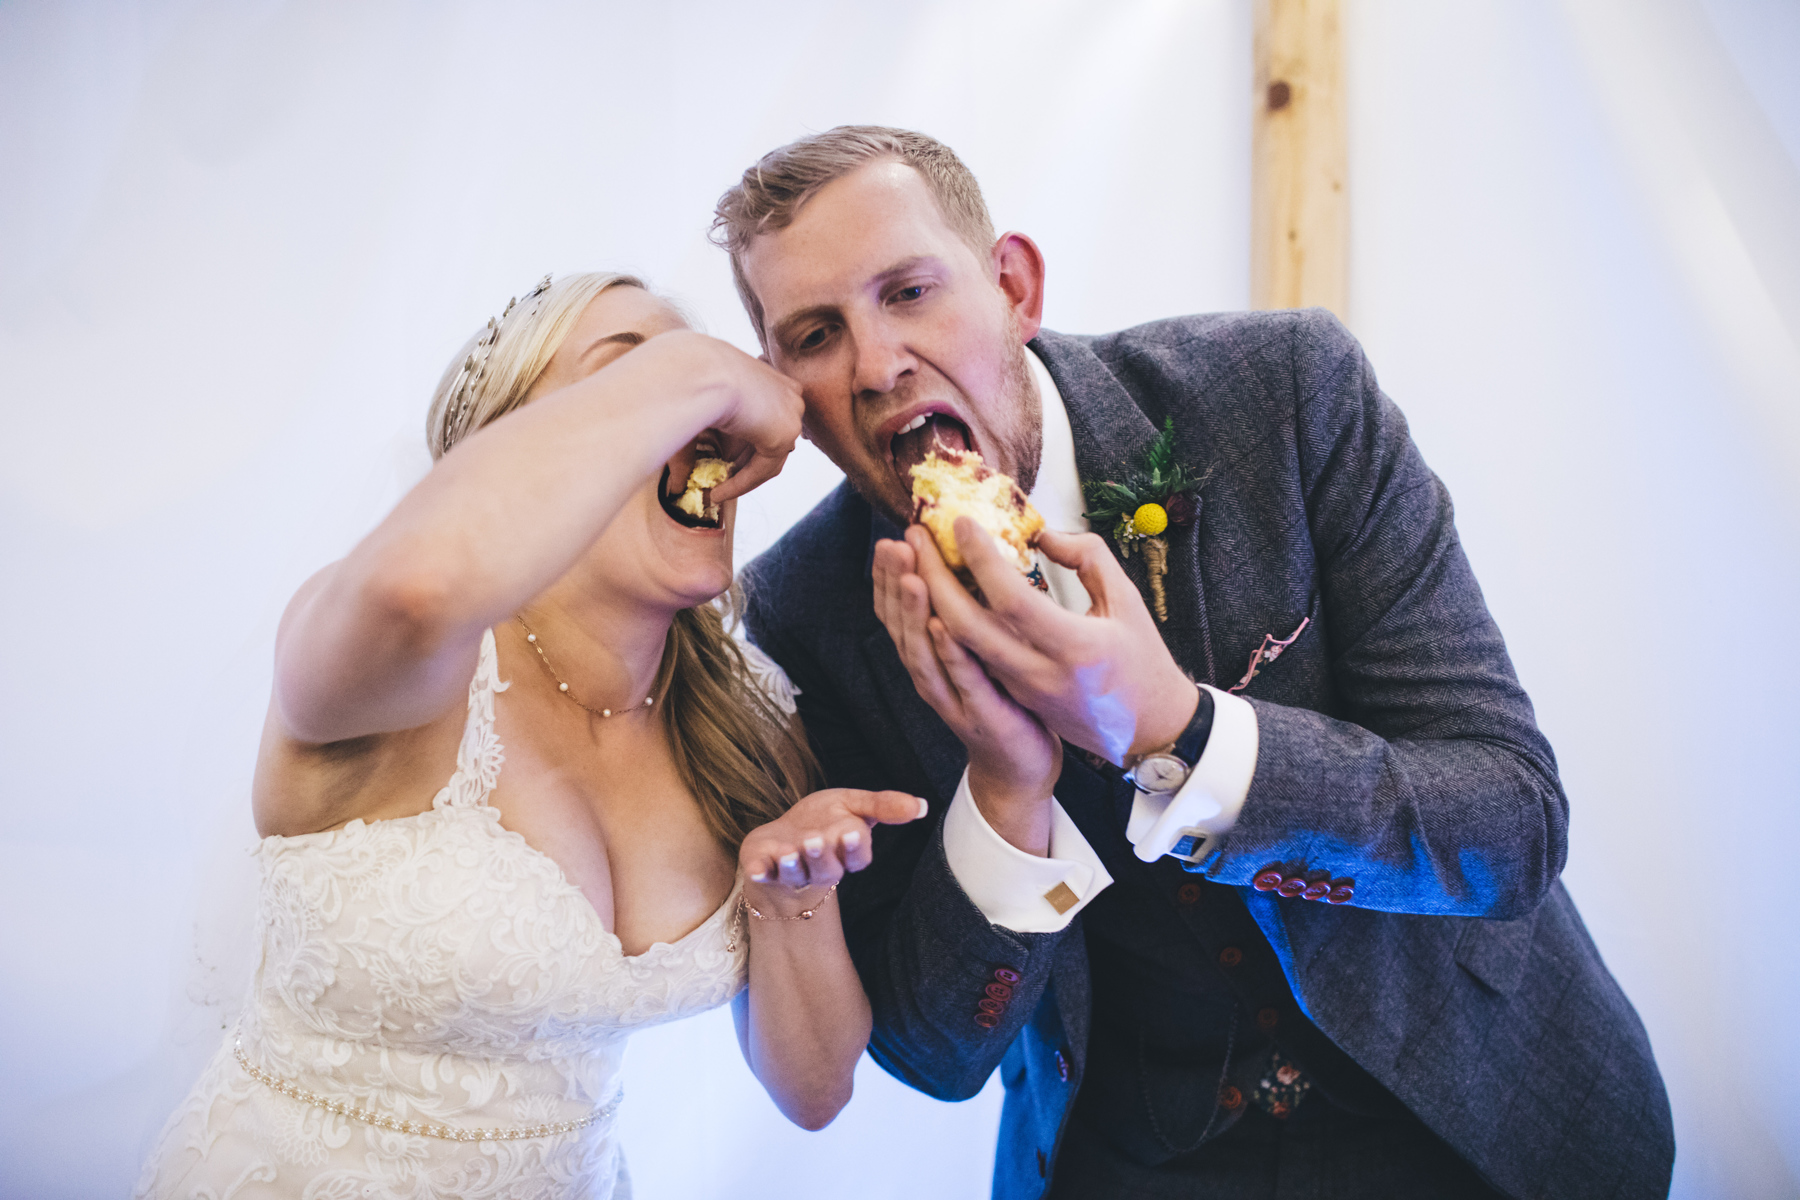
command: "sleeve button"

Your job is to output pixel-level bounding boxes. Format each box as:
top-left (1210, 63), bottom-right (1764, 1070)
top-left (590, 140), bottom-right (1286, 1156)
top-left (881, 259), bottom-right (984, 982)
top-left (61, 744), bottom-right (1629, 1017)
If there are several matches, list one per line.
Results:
top-left (1276, 877), bottom-right (1307, 898)
top-left (985, 983), bottom-right (1014, 1001)
top-left (1326, 878), bottom-right (1356, 904)
top-left (993, 967), bottom-right (1022, 984)
top-left (1252, 867), bottom-right (1285, 892)
top-left (1301, 879), bottom-right (1331, 901)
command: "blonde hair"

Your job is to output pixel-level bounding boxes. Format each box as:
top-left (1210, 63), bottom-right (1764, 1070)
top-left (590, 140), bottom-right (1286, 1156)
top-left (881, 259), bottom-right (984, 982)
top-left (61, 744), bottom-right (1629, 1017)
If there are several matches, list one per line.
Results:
top-left (656, 597), bottom-right (820, 849)
top-left (428, 272), bottom-right (821, 847)
top-left (427, 272), bottom-right (645, 461)
top-left (710, 125), bottom-right (997, 342)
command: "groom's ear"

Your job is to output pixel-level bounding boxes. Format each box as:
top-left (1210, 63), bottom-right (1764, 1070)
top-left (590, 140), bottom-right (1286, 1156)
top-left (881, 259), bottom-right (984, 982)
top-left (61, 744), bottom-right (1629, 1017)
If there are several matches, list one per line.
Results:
top-left (990, 232), bottom-right (1046, 343)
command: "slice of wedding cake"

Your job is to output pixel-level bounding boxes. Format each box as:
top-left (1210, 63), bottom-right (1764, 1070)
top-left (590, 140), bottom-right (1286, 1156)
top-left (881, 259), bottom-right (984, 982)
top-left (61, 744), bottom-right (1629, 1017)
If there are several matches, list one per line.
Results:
top-left (909, 447), bottom-right (1044, 576)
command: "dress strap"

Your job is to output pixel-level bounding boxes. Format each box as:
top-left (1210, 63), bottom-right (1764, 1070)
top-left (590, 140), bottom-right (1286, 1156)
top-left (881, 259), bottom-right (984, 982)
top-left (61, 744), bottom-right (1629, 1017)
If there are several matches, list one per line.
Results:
top-left (433, 628), bottom-right (509, 810)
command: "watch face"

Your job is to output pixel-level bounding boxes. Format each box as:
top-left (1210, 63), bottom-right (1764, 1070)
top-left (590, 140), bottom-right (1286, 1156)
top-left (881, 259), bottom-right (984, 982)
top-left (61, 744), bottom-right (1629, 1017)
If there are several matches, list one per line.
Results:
top-left (1135, 755), bottom-right (1188, 793)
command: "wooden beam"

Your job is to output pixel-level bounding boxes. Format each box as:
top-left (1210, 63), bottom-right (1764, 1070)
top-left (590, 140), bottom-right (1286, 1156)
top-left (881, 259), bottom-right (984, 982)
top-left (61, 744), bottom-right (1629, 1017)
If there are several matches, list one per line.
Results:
top-left (1252, 0), bottom-right (1348, 319)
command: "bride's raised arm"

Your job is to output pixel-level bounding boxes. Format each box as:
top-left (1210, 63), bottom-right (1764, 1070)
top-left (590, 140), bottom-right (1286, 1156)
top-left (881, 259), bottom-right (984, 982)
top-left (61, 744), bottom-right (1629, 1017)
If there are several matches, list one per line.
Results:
top-left (270, 328), bottom-right (800, 751)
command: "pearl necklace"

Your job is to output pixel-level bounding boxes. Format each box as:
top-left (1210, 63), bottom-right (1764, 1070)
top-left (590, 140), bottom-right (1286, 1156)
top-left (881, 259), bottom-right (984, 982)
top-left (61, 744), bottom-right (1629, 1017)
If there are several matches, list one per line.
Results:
top-left (515, 615), bottom-right (655, 719)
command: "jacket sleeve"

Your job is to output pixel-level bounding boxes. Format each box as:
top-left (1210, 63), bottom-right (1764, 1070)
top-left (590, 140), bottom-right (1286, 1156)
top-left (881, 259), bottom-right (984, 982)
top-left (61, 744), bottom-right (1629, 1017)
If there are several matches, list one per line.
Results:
top-left (1202, 311), bottom-right (1568, 920)
top-left (743, 593), bottom-right (1074, 1101)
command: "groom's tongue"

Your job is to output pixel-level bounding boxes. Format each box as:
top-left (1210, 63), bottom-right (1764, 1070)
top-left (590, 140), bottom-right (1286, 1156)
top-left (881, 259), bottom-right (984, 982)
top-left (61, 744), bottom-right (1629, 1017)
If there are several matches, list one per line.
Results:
top-left (891, 414), bottom-right (971, 480)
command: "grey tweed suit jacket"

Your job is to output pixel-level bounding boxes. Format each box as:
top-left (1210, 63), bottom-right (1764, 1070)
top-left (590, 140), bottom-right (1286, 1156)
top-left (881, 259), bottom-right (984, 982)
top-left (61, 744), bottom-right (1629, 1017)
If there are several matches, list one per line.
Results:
top-left (742, 310), bottom-right (1673, 1200)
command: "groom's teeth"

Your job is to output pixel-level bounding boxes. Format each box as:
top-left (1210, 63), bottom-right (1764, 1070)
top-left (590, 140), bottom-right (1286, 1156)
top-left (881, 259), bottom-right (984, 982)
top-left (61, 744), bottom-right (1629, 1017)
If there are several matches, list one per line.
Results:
top-left (898, 414), bottom-right (928, 435)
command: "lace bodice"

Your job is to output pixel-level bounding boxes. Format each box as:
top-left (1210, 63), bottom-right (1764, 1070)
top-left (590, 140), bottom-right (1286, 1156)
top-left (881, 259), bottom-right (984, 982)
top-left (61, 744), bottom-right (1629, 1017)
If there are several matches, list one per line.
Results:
top-left (137, 628), bottom-right (763, 1199)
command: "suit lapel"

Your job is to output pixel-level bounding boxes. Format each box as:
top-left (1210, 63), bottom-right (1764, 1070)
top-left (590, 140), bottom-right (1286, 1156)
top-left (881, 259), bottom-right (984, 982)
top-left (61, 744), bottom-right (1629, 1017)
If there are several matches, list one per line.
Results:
top-left (1030, 333), bottom-right (1158, 487)
top-left (1030, 332), bottom-right (1219, 685)
top-left (859, 627), bottom-right (968, 802)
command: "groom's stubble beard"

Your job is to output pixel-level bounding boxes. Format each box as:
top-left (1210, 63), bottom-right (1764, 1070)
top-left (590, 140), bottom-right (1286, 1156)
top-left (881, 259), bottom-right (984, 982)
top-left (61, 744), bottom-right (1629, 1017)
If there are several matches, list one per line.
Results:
top-left (844, 333), bottom-right (1045, 531)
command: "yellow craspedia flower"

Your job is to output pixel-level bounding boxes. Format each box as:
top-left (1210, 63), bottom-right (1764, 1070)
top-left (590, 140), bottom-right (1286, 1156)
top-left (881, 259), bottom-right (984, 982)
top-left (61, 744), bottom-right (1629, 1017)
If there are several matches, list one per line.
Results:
top-left (1132, 502), bottom-right (1169, 536)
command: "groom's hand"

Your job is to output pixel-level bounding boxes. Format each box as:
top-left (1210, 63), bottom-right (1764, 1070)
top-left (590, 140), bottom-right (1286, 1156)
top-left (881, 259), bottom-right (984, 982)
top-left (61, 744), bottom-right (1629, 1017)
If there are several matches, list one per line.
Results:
top-left (873, 537), bottom-right (1062, 856)
top-left (911, 520), bottom-right (1199, 767)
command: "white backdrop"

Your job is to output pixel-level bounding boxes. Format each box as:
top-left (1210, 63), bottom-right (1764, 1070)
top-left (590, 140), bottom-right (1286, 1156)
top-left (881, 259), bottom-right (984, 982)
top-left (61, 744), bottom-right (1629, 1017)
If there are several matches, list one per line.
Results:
top-left (2, 2), bottom-right (1796, 1197)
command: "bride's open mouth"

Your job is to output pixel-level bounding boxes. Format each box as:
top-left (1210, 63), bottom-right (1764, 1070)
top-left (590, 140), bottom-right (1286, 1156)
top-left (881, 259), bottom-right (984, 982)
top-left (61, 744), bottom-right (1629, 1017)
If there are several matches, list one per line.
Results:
top-left (659, 438), bottom-right (730, 530)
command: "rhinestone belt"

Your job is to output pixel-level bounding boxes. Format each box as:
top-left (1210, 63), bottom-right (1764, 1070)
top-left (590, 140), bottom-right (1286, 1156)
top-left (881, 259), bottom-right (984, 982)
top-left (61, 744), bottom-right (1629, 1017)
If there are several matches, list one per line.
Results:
top-left (233, 1033), bottom-right (619, 1142)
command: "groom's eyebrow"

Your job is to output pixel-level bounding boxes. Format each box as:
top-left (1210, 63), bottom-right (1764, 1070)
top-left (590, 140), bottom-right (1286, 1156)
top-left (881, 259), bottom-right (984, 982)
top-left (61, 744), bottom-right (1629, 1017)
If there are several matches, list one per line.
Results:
top-left (874, 255), bottom-right (939, 283)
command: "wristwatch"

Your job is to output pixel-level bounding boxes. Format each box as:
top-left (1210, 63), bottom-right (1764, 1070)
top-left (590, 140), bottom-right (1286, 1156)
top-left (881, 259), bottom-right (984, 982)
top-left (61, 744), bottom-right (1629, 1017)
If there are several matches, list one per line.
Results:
top-left (1124, 686), bottom-right (1215, 794)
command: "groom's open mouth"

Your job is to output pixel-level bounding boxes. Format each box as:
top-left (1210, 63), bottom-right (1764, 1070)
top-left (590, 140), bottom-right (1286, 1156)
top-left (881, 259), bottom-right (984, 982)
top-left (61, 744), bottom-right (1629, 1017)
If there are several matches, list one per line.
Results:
top-left (659, 438), bottom-right (729, 531)
top-left (886, 407), bottom-right (976, 487)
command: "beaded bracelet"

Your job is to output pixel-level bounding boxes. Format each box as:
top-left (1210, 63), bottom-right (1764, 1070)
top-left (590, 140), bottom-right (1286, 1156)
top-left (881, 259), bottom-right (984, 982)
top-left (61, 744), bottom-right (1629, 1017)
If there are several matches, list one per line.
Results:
top-left (744, 881), bottom-right (839, 922)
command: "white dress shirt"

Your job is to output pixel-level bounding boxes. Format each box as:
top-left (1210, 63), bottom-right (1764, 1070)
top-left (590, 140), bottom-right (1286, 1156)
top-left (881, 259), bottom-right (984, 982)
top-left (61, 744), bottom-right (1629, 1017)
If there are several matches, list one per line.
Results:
top-left (937, 349), bottom-right (1261, 932)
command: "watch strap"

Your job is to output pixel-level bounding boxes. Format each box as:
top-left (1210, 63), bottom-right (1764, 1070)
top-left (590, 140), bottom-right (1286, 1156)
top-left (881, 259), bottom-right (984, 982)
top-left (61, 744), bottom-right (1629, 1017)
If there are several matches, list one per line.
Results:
top-left (1171, 684), bottom-right (1215, 766)
top-left (1124, 685), bottom-right (1215, 790)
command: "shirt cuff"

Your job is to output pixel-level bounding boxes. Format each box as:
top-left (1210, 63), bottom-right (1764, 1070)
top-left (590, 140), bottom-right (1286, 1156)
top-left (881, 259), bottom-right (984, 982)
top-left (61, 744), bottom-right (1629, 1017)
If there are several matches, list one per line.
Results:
top-left (1128, 685), bottom-right (1259, 863)
top-left (940, 768), bottom-right (1115, 933)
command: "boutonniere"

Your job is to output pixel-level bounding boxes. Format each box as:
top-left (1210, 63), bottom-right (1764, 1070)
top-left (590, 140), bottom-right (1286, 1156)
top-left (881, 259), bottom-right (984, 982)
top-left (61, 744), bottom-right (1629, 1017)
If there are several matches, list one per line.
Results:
top-left (1082, 418), bottom-right (1207, 622)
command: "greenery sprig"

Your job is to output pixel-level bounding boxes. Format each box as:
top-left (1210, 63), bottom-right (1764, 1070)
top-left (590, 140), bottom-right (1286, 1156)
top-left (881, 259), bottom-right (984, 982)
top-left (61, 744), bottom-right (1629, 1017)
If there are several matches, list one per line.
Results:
top-left (1081, 417), bottom-right (1206, 548)
top-left (1080, 418), bottom-right (1207, 622)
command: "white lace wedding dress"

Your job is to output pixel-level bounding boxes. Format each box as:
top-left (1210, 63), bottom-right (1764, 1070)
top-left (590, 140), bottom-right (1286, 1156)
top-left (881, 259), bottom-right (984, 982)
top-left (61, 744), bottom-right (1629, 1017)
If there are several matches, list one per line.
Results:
top-left (136, 628), bottom-right (785, 1200)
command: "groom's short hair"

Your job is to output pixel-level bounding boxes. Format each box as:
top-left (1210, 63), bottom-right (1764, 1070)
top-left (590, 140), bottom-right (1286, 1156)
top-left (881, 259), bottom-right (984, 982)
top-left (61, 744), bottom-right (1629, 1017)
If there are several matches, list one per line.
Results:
top-left (711, 126), bottom-right (997, 342)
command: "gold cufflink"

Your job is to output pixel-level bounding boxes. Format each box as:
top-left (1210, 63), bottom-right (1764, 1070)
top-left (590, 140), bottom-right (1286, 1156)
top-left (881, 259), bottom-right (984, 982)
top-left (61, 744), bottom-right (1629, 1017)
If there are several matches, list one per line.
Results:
top-left (1044, 882), bottom-right (1079, 914)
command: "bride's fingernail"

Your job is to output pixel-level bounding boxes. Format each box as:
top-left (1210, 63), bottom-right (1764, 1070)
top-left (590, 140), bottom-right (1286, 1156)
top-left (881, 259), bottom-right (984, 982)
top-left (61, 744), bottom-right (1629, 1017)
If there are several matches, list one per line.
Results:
top-left (841, 830), bottom-right (863, 851)
top-left (779, 853), bottom-right (799, 872)
top-left (803, 836), bottom-right (824, 858)
top-left (749, 869), bottom-right (768, 883)
top-left (916, 797), bottom-right (930, 819)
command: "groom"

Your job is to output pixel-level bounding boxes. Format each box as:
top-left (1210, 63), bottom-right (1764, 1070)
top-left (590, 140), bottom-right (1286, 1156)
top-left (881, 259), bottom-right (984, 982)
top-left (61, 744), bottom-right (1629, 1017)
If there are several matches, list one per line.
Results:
top-left (716, 127), bottom-right (1672, 1199)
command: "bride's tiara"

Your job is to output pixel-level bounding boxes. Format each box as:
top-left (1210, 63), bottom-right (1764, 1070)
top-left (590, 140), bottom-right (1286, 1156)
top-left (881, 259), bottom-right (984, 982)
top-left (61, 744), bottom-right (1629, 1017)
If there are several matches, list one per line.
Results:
top-left (443, 273), bottom-right (554, 452)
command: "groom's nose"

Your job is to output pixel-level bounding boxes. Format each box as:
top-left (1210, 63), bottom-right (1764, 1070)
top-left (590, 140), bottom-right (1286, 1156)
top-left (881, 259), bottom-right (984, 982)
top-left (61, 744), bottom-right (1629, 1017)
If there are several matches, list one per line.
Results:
top-left (850, 316), bottom-right (917, 399)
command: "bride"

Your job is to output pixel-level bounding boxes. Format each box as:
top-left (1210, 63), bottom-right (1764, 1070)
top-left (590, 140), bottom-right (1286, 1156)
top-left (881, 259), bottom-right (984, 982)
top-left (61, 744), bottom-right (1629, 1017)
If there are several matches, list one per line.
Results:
top-left (135, 271), bottom-right (925, 1198)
